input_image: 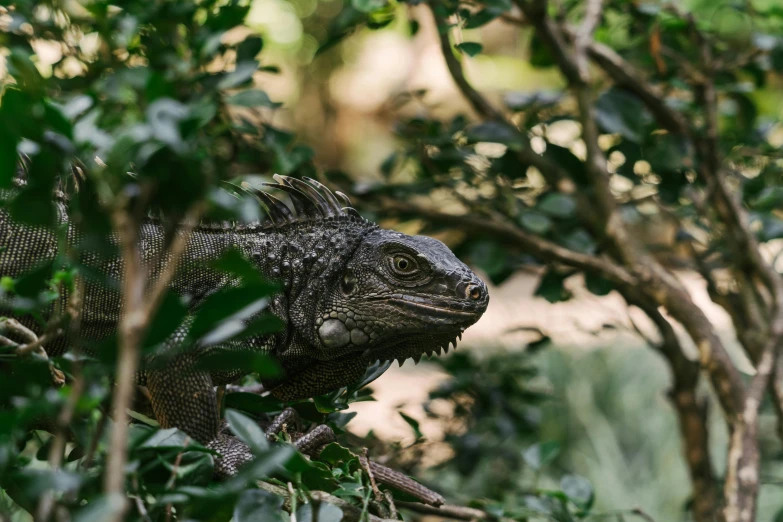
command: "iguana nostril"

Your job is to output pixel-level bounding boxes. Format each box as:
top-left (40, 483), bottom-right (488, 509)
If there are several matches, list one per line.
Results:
top-left (467, 284), bottom-right (482, 300)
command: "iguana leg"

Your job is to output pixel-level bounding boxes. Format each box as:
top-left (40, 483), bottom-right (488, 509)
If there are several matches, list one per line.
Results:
top-left (145, 353), bottom-right (252, 478)
top-left (264, 408), bottom-right (445, 507)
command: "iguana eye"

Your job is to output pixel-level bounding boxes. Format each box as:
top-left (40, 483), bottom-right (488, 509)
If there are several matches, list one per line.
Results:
top-left (341, 270), bottom-right (357, 295)
top-left (391, 254), bottom-right (418, 275)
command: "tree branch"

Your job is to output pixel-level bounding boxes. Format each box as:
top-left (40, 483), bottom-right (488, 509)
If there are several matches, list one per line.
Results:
top-left (377, 198), bottom-right (637, 287)
top-left (515, 0), bottom-right (747, 428)
top-left (574, 0), bottom-right (603, 82)
top-left (622, 292), bottom-right (720, 522)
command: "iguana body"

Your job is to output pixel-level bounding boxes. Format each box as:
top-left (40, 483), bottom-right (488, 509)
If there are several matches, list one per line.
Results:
top-left (0, 174), bottom-right (488, 478)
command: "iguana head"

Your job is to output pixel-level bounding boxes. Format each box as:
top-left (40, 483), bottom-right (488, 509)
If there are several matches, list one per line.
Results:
top-left (313, 228), bottom-right (488, 364)
top-left (254, 176), bottom-right (488, 398)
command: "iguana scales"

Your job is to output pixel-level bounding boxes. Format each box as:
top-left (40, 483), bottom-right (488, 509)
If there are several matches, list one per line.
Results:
top-left (0, 171), bottom-right (488, 492)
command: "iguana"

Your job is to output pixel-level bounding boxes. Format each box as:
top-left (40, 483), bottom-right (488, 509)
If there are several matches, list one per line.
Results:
top-left (0, 171), bottom-right (488, 501)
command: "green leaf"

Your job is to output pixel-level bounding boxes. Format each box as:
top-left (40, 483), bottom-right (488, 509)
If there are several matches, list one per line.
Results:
top-left (318, 443), bottom-right (357, 466)
top-left (225, 409), bottom-right (269, 454)
top-left (0, 127), bottom-right (19, 189)
top-left (594, 88), bottom-right (652, 142)
top-left (226, 90), bottom-right (282, 109)
top-left (465, 9), bottom-right (501, 29)
top-left (644, 134), bottom-right (693, 173)
top-left (237, 36), bottom-right (264, 62)
top-left (72, 495), bottom-right (124, 522)
top-left (188, 283), bottom-right (278, 340)
top-left (351, 0), bottom-right (386, 14)
top-left (346, 359), bottom-right (392, 394)
top-left (505, 90), bottom-right (563, 111)
top-left (137, 428), bottom-right (210, 452)
top-left (456, 42), bottom-right (483, 57)
top-left (197, 349), bottom-right (282, 379)
top-left (529, 33), bottom-right (555, 67)
top-left (286, 452), bottom-right (339, 491)
top-left (210, 248), bottom-right (269, 284)
top-left (400, 412), bottom-right (424, 441)
top-left (296, 503), bottom-right (344, 522)
top-left (143, 291), bottom-right (188, 351)
top-left (538, 193), bottom-right (576, 219)
top-left (522, 441), bottom-right (561, 470)
top-left (218, 61), bottom-right (259, 90)
top-left (585, 272), bottom-right (614, 296)
top-left (750, 186), bottom-right (783, 210)
top-left (533, 271), bottom-right (572, 303)
top-left (225, 391), bottom-right (285, 415)
top-left (519, 211), bottom-right (552, 234)
top-left (560, 474), bottom-right (594, 509)
top-left (234, 490), bottom-right (286, 522)
top-left (543, 143), bottom-right (588, 186)
top-left (467, 240), bottom-right (514, 285)
top-left (465, 121), bottom-right (521, 146)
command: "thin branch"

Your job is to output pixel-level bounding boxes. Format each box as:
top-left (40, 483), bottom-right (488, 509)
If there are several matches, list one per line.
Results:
top-left (145, 203), bottom-right (205, 318)
top-left (104, 201), bottom-right (203, 521)
top-left (255, 481), bottom-right (397, 522)
top-left (396, 500), bottom-right (516, 522)
top-left (428, 1), bottom-right (576, 192)
top-left (361, 448), bottom-right (383, 503)
top-left (574, 0), bottom-right (603, 82)
top-left (631, 508), bottom-right (657, 522)
top-left (104, 206), bottom-right (145, 521)
top-left (583, 41), bottom-right (691, 135)
top-left (428, 5), bottom-right (505, 122)
top-left (377, 198), bottom-right (637, 287)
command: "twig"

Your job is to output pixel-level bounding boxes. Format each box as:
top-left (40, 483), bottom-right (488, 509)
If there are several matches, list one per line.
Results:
top-left (145, 203), bottom-right (205, 318)
top-left (81, 409), bottom-right (108, 470)
top-left (308, 492), bottom-right (397, 522)
top-left (582, 40), bottom-right (691, 135)
top-left (362, 448), bottom-right (383, 503)
top-left (164, 437), bottom-right (189, 522)
top-left (383, 491), bottom-right (397, 519)
top-left (36, 373), bottom-right (86, 522)
top-left (104, 201), bottom-right (203, 522)
top-left (631, 507), bottom-right (657, 522)
top-left (104, 206), bottom-right (146, 521)
top-left (130, 477), bottom-right (152, 522)
top-left (396, 500), bottom-right (515, 521)
top-left (428, 0), bottom-right (577, 193)
top-left (428, 5), bottom-right (505, 121)
top-left (574, 0), bottom-right (603, 82)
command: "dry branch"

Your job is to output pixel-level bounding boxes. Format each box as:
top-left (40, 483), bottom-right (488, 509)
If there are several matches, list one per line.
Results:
top-left (104, 202), bottom-right (204, 522)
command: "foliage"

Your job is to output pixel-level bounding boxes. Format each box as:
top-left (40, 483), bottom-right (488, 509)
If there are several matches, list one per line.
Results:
top-left (5, 0), bottom-right (783, 520)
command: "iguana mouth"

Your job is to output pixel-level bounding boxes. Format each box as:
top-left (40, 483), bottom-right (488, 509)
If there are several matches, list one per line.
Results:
top-left (388, 298), bottom-right (482, 320)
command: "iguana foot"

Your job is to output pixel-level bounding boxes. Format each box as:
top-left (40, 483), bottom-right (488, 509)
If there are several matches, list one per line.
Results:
top-left (265, 407), bottom-right (445, 507)
top-left (208, 430), bottom-right (254, 479)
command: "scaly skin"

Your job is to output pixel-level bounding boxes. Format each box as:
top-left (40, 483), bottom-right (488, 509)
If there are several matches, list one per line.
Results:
top-left (0, 173), bottom-right (489, 485)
